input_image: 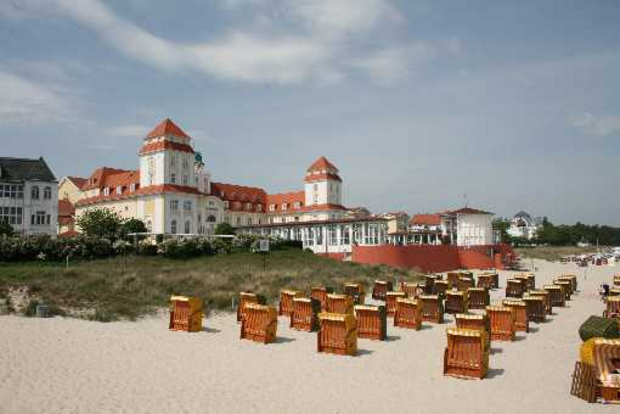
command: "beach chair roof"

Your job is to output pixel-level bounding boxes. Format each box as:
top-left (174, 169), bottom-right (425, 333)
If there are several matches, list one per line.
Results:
top-left (580, 338), bottom-right (620, 387)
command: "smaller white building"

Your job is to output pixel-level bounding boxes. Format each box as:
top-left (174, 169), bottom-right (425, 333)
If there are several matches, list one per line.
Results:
top-left (0, 157), bottom-right (58, 236)
top-left (507, 211), bottom-right (541, 240)
top-left (442, 207), bottom-right (494, 246)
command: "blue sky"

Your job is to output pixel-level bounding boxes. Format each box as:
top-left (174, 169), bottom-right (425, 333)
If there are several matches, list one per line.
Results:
top-left (1, 0), bottom-right (620, 225)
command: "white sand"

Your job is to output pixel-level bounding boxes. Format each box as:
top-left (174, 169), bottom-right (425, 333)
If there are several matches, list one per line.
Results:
top-left (1, 260), bottom-right (618, 414)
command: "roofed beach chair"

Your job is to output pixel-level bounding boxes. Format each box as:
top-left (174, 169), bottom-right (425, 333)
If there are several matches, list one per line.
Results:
top-left (401, 281), bottom-right (424, 299)
top-left (528, 290), bottom-right (552, 315)
top-left (610, 288), bottom-right (620, 297)
top-left (447, 272), bottom-right (461, 289)
top-left (614, 275), bottom-right (620, 287)
top-left (506, 278), bottom-right (525, 298)
top-left (424, 275), bottom-right (437, 294)
top-left (445, 291), bottom-right (468, 315)
top-left (317, 312), bottom-right (357, 356)
top-left (570, 338), bottom-right (620, 403)
top-left (237, 292), bottom-right (266, 323)
top-left (502, 299), bottom-right (530, 333)
top-left (443, 328), bottom-right (489, 380)
top-left (554, 279), bottom-right (573, 300)
top-left (468, 287), bottom-right (490, 310)
top-left (433, 280), bottom-right (450, 296)
top-left (559, 274), bottom-right (578, 292)
top-left (240, 303), bottom-right (278, 344)
top-left (290, 297), bottom-right (321, 332)
top-left (386, 291), bottom-right (407, 316)
top-left (457, 277), bottom-right (475, 292)
top-left (372, 280), bottom-right (393, 301)
top-left (516, 273), bottom-right (536, 290)
top-left (169, 296), bottom-right (203, 332)
top-left (477, 274), bottom-right (494, 290)
top-left (544, 285), bottom-right (566, 307)
top-left (279, 290), bottom-right (303, 316)
top-left (344, 282), bottom-right (366, 305)
top-left (486, 305), bottom-right (516, 341)
top-left (326, 293), bottom-right (354, 315)
top-left (604, 297), bottom-right (620, 319)
top-left (418, 294), bottom-right (445, 324)
top-left (355, 304), bottom-right (387, 341)
top-left (523, 296), bottom-right (546, 323)
top-left (311, 286), bottom-right (333, 312)
top-left (394, 298), bottom-right (422, 330)
top-left (455, 313), bottom-right (490, 348)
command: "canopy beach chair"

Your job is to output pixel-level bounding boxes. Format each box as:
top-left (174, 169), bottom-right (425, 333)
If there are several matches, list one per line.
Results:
top-left (401, 282), bottom-right (424, 299)
top-left (433, 280), bottom-right (450, 296)
top-left (443, 328), bottom-right (489, 380)
top-left (457, 277), bottom-right (475, 292)
top-left (237, 292), bottom-right (266, 323)
top-left (447, 272), bottom-right (462, 289)
top-left (506, 279), bottom-right (525, 298)
top-left (486, 305), bottom-right (516, 341)
top-left (291, 297), bottom-right (321, 332)
top-left (418, 294), bottom-right (445, 324)
top-left (372, 280), bottom-right (393, 301)
top-left (445, 291), bottom-right (468, 315)
top-left (386, 291), bottom-right (407, 316)
top-left (394, 298), bottom-right (422, 330)
top-left (544, 285), bottom-right (566, 307)
top-left (355, 305), bottom-right (387, 341)
top-left (570, 338), bottom-right (620, 403)
top-left (317, 312), bottom-right (358, 356)
top-left (279, 290), bottom-right (303, 317)
top-left (515, 273), bottom-right (536, 291)
top-left (523, 296), bottom-right (546, 323)
top-left (502, 299), bottom-right (530, 333)
top-left (240, 303), bottom-right (278, 344)
top-left (344, 282), bottom-right (366, 305)
top-left (610, 288), bottom-right (620, 297)
top-left (424, 275), bottom-right (437, 294)
top-left (326, 293), bottom-right (354, 315)
top-left (455, 313), bottom-right (490, 348)
top-left (311, 286), bottom-right (333, 312)
top-left (559, 274), bottom-right (578, 292)
top-left (468, 288), bottom-right (490, 310)
top-left (554, 279), bottom-right (573, 300)
top-left (169, 296), bottom-right (203, 332)
top-left (604, 297), bottom-right (620, 319)
top-left (477, 274), bottom-right (494, 290)
top-left (528, 290), bottom-right (552, 315)
top-left (614, 275), bottom-right (620, 287)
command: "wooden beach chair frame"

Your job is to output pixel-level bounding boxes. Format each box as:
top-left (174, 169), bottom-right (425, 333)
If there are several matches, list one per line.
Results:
top-left (317, 312), bottom-right (358, 356)
top-left (169, 295), bottom-right (203, 332)
top-left (418, 294), bottom-right (444, 324)
top-left (502, 299), bottom-right (530, 333)
top-left (344, 282), bottom-right (366, 305)
top-left (528, 290), bottom-right (552, 315)
top-left (394, 298), bottom-right (422, 330)
top-left (573, 338), bottom-right (620, 403)
top-left (237, 292), bottom-right (265, 323)
top-left (443, 328), bottom-right (489, 380)
top-left (467, 288), bottom-right (490, 310)
top-left (486, 306), bottom-right (516, 341)
top-left (279, 290), bottom-right (303, 316)
top-left (433, 280), bottom-right (450, 296)
top-left (311, 286), bottom-right (333, 312)
top-left (445, 291), bottom-right (468, 315)
top-left (240, 303), bottom-right (278, 344)
top-left (523, 296), bottom-right (546, 323)
top-left (506, 279), bottom-right (525, 298)
top-left (372, 280), bottom-right (393, 301)
top-left (386, 291), bottom-right (407, 316)
top-left (355, 305), bottom-right (387, 341)
top-left (290, 297), bottom-right (321, 332)
top-left (544, 285), bottom-right (566, 307)
top-left (326, 293), bottom-right (354, 315)
top-left (401, 281), bottom-right (424, 299)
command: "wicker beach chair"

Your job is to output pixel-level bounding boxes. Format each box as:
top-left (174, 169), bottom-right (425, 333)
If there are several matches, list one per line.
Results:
top-left (279, 290), bottom-right (303, 317)
top-left (447, 272), bottom-right (461, 289)
top-left (528, 290), bottom-right (552, 315)
top-left (571, 338), bottom-right (620, 403)
top-left (614, 276), bottom-right (620, 287)
top-left (237, 292), bottom-right (266, 322)
top-left (344, 282), bottom-right (366, 305)
top-left (468, 288), bottom-right (490, 310)
top-left (355, 305), bottom-right (387, 341)
top-left (240, 303), bottom-right (278, 344)
top-left (544, 285), bottom-right (566, 307)
top-left (604, 297), bottom-right (620, 319)
top-left (554, 280), bottom-right (573, 300)
top-left (424, 275), bottom-right (437, 294)
top-left (394, 298), bottom-right (422, 330)
top-left (486, 305), bottom-right (516, 341)
top-left (418, 294), bottom-right (445, 324)
top-left (326, 293), bottom-right (354, 315)
top-left (445, 291), bottom-right (468, 315)
top-left (610, 288), bottom-right (620, 297)
top-left (455, 313), bottom-right (490, 348)
top-left (443, 328), bottom-right (489, 380)
top-left (515, 273), bottom-right (536, 291)
top-left (169, 296), bottom-right (203, 332)
top-left (559, 274), bottom-right (578, 292)
top-left (401, 281), bottom-right (423, 299)
top-left (311, 286), bottom-right (333, 312)
top-left (372, 280), bottom-right (393, 301)
top-left (502, 299), bottom-right (530, 333)
top-left (291, 297), bottom-right (321, 332)
top-left (433, 280), bottom-right (450, 296)
top-left (506, 279), bottom-right (525, 298)
top-left (386, 291), bottom-right (407, 316)
top-left (490, 273), bottom-right (499, 289)
top-left (457, 277), bottom-right (475, 292)
top-left (523, 296), bottom-right (546, 323)
top-left (477, 274), bottom-right (494, 290)
top-left (317, 312), bottom-right (358, 356)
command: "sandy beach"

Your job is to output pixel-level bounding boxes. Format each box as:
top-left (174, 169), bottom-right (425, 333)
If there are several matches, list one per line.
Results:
top-left (0, 259), bottom-right (617, 414)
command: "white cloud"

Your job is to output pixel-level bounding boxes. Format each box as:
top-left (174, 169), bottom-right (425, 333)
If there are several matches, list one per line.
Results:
top-left (568, 113), bottom-right (620, 137)
top-left (0, 70), bottom-right (74, 124)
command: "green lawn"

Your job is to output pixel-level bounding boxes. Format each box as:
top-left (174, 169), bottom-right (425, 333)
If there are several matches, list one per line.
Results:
top-left (515, 246), bottom-right (600, 262)
top-left (0, 249), bottom-right (421, 321)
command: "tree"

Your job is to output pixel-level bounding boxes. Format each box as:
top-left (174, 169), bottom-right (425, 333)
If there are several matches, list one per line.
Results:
top-left (120, 218), bottom-right (147, 237)
top-left (76, 209), bottom-right (123, 240)
top-left (0, 218), bottom-right (13, 237)
top-left (214, 222), bottom-right (235, 236)
top-left (492, 218), bottom-right (511, 244)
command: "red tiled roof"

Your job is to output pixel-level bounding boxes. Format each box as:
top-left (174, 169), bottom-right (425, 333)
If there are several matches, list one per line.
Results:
top-left (301, 203), bottom-right (346, 212)
top-left (305, 156), bottom-right (341, 182)
top-left (58, 199), bottom-right (75, 217)
top-left (211, 182), bottom-right (267, 212)
top-left (75, 183), bottom-right (203, 207)
top-left (139, 141), bottom-right (194, 155)
top-left (266, 191), bottom-right (305, 214)
top-left (82, 167), bottom-right (133, 190)
top-left (410, 213), bottom-right (441, 226)
top-left (304, 173), bottom-right (342, 183)
top-left (447, 207), bottom-right (493, 215)
top-left (145, 118), bottom-right (190, 140)
top-left (58, 230), bottom-right (79, 238)
top-left (67, 176), bottom-right (87, 189)
top-left (307, 156), bottom-right (338, 173)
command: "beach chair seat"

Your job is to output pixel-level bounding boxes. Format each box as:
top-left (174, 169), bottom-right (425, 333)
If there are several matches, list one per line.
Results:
top-left (326, 293), bottom-right (354, 315)
top-left (604, 297), bottom-right (620, 319)
top-left (523, 296), bottom-right (546, 323)
top-left (169, 296), bottom-right (203, 332)
top-left (455, 313), bottom-right (490, 349)
top-left (467, 288), bottom-right (490, 310)
top-left (386, 291), bottom-right (407, 316)
top-left (554, 280), bottom-right (573, 300)
top-left (424, 275), bottom-right (437, 294)
top-left (355, 305), bottom-right (387, 341)
top-left (291, 297), bottom-right (321, 332)
top-left (486, 306), bottom-right (516, 341)
top-left (279, 290), bottom-right (303, 316)
top-left (401, 281), bottom-right (424, 299)
top-left (394, 298), bottom-right (422, 330)
top-left (344, 282), bottom-right (366, 305)
top-left (544, 285), bottom-right (565, 307)
top-left (372, 280), bottom-right (393, 301)
top-left (240, 303), bottom-right (278, 344)
top-left (418, 294), bottom-right (445, 324)
top-left (528, 290), bottom-right (552, 315)
top-left (311, 286), bottom-right (333, 312)
top-left (447, 272), bottom-right (461, 289)
top-left (457, 277), bottom-right (475, 292)
top-left (506, 279), bottom-right (525, 298)
top-left (237, 292), bottom-right (266, 322)
top-left (443, 328), bottom-right (489, 380)
top-left (445, 291), bottom-right (468, 315)
top-left (502, 299), bottom-right (530, 333)
top-left (317, 312), bottom-right (357, 356)
top-left (576, 338), bottom-right (620, 403)
top-left (433, 280), bottom-right (450, 296)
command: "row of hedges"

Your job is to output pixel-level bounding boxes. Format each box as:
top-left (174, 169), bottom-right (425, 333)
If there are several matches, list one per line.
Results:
top-left (0, 234), bottom-right (303, 262)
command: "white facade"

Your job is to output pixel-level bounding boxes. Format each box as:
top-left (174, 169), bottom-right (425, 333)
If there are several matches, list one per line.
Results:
top-left (456, 213), bottom-right (493, 246)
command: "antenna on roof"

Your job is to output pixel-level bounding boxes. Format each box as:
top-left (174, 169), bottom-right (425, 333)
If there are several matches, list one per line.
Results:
top-left (463, 192), bottom-right (468, 208)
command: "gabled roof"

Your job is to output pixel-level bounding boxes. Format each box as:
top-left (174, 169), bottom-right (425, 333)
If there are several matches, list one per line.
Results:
top-left (145, 118), bottom-right (190, 140)
top-left (211, 182), bottom-right (267, 202)
top-left (82, 167), bottom-right (132, 190)
top-left (410, 213), bottom-right (441, 226)
top-left (446, 207), bottom-right (493, 216)
top-left (307, 156), bottom-right (338, 173)
top-left (66, 176), bottom-right (87, 189)
top-left (266, 191), bottom-right (305, 214)
top-left (0, 157), bottom-right (56, 182)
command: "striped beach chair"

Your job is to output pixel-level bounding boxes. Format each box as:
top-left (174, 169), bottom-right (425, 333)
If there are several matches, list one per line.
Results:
top-left (394, 298), bottom-right (422, 330)
top-left (355, 305), bottom-right (387, 341)
top-left (486, 305), bottom-right (516, 341)
top-left (169, 295), bottom-right (203, 332)
top-left (317, 312), bottom-right (358, 356)
top-left (240, 303), bottom-right (278, 344)
top-left (443, 328), bottom-right (489, 380)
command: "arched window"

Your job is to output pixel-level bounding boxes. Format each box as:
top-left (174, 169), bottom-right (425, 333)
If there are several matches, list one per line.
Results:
top-left (184, 220), bottom-right (190, 234)
top-left (207, 215), bottom-right (216, 223)
top-left (171, 220), bottom-right (177, 234)
top-left (43, 186), bottom-right (52, 199)
top-left (31, 186), bottom-right (39, 200)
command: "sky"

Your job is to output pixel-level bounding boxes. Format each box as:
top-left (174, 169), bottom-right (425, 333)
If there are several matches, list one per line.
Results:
top-left (1, 0), bottom-right (620, 225)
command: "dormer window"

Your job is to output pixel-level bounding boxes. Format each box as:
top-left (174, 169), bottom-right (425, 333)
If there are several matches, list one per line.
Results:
top-left (269, 204), bottom-right (276, 212)
top-left (257, 204), bottom-right (263, 212)
top-left (116, 186), bottom-right (122, 195)
top-left (294, 202), bottom-right (301, 209)
top-left (130, 183), bottom-right (136, 192)
top-left (234, 202), bottom-right (241, 209)
top-left (282, 203), bottom-right (288, 211)
top-left (224, 201), bottom-right (229, 208)
top-left (246, 203), bottom-right (252, 211)
top-left (230, 192), bottom-right (237, 200)
top-left (103, 187), bottom-right (110, 196)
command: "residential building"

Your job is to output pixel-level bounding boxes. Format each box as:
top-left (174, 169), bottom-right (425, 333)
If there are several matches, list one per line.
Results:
top-left (441, 207), bottom-right (494, 247)
top-left (507, 211), bottom-right (541, 240)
